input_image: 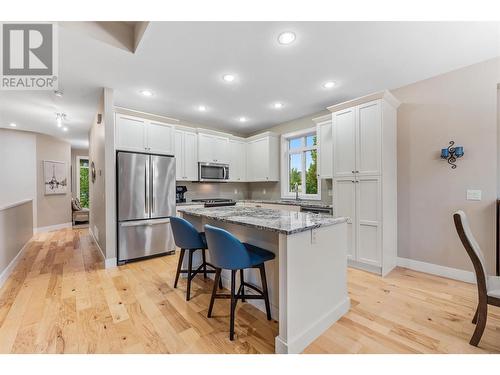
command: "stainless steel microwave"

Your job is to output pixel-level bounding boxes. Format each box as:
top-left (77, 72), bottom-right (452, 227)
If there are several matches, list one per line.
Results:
top-left (198, 162), bottom-right (229, 182)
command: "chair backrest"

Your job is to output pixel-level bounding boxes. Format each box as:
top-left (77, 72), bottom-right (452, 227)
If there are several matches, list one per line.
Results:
top-left (169, 216), bottom-right (205, 250)
top-left (204, 224), bottom-right (252, 270)
top-left (453, 210), bottom-right (488, 294)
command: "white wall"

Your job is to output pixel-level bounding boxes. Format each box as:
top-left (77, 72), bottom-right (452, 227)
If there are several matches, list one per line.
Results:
top-left (0, 129), bottom-right (37, 224)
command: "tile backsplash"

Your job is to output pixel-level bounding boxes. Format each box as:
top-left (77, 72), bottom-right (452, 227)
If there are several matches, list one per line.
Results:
top-left (177, 179), bottom-right (333, 205)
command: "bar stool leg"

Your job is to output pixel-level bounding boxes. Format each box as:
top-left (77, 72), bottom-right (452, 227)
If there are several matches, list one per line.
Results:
top-left (230, 269), bottom-right (237, 340)
top-left (258, 263), bottom-right (272, 320)
top-left (239, 269), bottom-right (246, 302)
top-left (202, 250), bottom-right (208, 279)
top-left (174, 248), bottom-right (185, 289)
top-left (208, 268), bottom-right (221, 318)
top-left (186, 249), bottom-right (194, 301)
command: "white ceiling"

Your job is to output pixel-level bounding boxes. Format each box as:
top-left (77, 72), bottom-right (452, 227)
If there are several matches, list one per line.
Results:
top-left (1, 21), bottom-right (498, 148)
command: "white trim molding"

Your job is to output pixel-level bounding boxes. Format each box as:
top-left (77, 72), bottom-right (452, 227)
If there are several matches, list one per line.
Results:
top-left (89, 227), bottom-right (117, 269)
top-left (0, 239), bottom-right (32, 290)
top-left (397, 257), bottom-right (475, 284)
top-left (35, 222), bottom-right (72, 233)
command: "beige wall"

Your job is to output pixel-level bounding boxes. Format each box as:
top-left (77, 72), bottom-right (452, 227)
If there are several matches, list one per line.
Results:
top-left (89, 91), bottom-right (107, 253)
top-left (0, 129), bottom-right (36, 220)
top-left (393, 57), bottom-right (500, 274)
top-left (71, 148), bottom-right (89, 199)
top-left (36, 133), bottom-right (72, 228)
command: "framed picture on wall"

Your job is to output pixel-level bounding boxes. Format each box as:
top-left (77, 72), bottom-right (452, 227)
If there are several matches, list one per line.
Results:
top-left (43, 160), bottom-right (68, 195)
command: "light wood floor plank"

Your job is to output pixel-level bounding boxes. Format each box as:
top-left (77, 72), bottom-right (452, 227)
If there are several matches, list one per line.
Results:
top-left (1, 228), bottom-right (500, 354)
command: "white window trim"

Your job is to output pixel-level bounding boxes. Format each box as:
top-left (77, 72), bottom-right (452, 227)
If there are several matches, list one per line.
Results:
top-left (280, 127), bottom-right (321, 200)
top-left (76, 156), bottom-right (89, 206)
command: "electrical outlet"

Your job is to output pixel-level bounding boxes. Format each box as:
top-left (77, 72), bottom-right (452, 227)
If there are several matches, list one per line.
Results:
top-left (234, 189), bottom-right (238, 194)
top-left (466, 189), bottom-right (482, 201)
top-left (263, 188), bottom-right (266, 195)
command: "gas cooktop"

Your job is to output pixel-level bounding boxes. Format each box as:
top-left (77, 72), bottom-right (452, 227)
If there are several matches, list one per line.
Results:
top-left (191, 198), bottom-right (236, 207)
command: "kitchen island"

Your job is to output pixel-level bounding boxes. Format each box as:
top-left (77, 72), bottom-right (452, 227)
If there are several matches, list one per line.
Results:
top-left (177, 206), bottom-right (349, 354)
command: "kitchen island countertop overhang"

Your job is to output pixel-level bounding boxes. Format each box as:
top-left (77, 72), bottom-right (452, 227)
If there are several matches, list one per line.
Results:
top-left (178, 206), bottom-right (350, 354)
top-left (176, 206), bottom-right (347, 235)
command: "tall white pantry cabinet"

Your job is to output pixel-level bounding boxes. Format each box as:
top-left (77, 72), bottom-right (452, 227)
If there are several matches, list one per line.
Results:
top-left (329, 91), bottom-right (400, 276)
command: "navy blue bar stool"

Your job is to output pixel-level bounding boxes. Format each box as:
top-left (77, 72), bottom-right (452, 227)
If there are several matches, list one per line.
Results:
top-left (204, 224), bottom-right (275, 340)
top-left (170, 216), bottom-right (222, 301)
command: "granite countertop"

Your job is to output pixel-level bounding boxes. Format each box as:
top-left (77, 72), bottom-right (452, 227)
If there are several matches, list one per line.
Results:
top-left (243, 199), bottom-right (332, 209)
top-left (176, 199), bottom-right (332, 209)
top-left (177, 206), bottom-right (346, 235)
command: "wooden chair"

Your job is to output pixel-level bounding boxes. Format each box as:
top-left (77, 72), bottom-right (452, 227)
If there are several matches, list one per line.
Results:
top-left (453, 210), bottom-right (500, 346)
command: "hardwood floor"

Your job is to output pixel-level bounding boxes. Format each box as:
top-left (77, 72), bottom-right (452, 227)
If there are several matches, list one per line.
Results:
top-left (0, 228), bottom-right (499, 354)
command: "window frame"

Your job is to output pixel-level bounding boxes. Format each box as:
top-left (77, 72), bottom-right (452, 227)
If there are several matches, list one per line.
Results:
top-left (280, 127), bottom-right (321, 200)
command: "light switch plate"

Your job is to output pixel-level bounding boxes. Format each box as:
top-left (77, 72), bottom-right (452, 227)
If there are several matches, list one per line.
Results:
top-left (466, 189), bottom-right (482, 201)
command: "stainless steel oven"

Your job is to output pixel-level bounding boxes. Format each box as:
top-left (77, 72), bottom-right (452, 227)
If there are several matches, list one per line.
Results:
top-left (198, 162), bottom-right (229, 182)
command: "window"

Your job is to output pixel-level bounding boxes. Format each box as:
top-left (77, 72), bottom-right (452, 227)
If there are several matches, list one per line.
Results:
top-left (281, 128), bottom-right (320, 199)
top-left (77, 157), bottom-right (89, 208)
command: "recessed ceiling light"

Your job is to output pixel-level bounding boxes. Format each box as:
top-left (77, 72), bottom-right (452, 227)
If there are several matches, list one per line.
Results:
top-left (273, 102), bottom-right (284, 109)
top-left (9, 122), bottom-right (16, 127)
top-left (198, 105), bottom-right (207, 112)
top-left (278, 32), bottom-right (296, 45)
top-left (222, 74), bottom-right (235, 83)
top-left (323, 81), bottom-right (336, 89)
top-left (62, 127), bottom-right (68, 132)
top-left (140, 89), bottom-right (154, 97)
top-left (54, 90), bottom-right (64, 97)
top-left (239, 117), bottom-right (247, 123)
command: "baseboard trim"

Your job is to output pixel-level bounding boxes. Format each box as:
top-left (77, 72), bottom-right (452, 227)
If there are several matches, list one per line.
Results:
top-left (35, 222), bottom-right (72, 233)
top-left (88, 228), bottom-right (117, 269)
top-left (396, 257), bottom-right (475, 284)
top-left (275, 296), bottom-right (351, 354)
top-left (0, 237), bottom-right (32, 290)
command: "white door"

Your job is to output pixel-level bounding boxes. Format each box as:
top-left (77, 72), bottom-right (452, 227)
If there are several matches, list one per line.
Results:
top-left (318, 120), bottom-right (333, 179)
top-left (229, 140), bottom-right (246, 181)
top-left (246, 141), bottom-right (256, 181)
top-left (333, 108), bottom-right (356, 178)
top-left (147, 121), bottom-right (174, 155)
top-left (213, 136), bottom-right (229, 164)
top-left (174, 131), bottom-right (184, 180)
top-left (183, 132), bottom-right (198, 181)
top-left (357, 100), bottom-right (381, 176)
top-left (251, 138), bottom-right (269, 181)
top-left (115, 114), bottom-right (146, 152)
top-left (356, 176), bottom-right (381, 266)
top-left (333, 178), bottom-right (356, 260)
top-left (198, 133), bottom-right (214, 162)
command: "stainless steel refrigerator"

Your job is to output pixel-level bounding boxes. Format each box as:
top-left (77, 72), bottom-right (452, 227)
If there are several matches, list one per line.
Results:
top-left (117, 151), bottom-right (176, 264)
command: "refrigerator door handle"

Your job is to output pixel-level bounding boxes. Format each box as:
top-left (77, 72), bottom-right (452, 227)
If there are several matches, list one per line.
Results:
top-left (145, 158), bottom-right (150, 216)
top-left (151, 157), bottom-right (155, 216)
top-left (120, 219), bottom-right (171, 227)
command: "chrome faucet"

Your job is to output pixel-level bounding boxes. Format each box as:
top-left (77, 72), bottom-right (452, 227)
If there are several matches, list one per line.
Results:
top-left (294, 182), bottom-right (300, 201)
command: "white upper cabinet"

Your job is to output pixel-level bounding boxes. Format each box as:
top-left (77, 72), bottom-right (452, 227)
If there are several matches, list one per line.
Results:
top-left (147, 120), bottom-right (175, 155)
top-left (175, 130), bottom-right (198, 181)
top-left (357, 100), bottom-right (381, 176)
top-left (229, 139), bottom-right (246, 182)
top-left (246, 133), bottom-right (279, 182)
top-left (115, 113), bottom-right (174, 155)
top-left (198, 133), bottom-right (229, 164)
top-left (313, 115), bottom-right (333, 179)
top-left (115, 114), bottom-right (146, 152)
top-left (332, 107), bottom-right (356, 178)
